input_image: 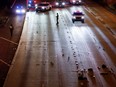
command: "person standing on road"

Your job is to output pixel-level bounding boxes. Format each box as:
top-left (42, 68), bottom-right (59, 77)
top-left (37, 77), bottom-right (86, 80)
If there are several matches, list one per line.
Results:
top-left (9, 24), bottom-right (14, 36)
top-left (56, 13), bottom-right (59, 25)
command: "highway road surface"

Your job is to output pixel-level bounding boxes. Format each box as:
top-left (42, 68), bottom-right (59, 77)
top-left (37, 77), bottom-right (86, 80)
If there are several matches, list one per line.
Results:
top-left (3, 1), bottom-right (116, 87)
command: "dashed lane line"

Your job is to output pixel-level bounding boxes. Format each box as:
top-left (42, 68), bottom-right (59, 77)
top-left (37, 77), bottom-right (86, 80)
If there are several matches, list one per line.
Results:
top-left (0, 37), bottom-right (18, 45)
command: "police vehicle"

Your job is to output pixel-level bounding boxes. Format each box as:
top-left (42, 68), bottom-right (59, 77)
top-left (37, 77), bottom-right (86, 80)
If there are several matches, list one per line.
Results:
top-left (72, 11), bottom-right (84, 23)
top-left (15, 5), bottom-right (26, 14)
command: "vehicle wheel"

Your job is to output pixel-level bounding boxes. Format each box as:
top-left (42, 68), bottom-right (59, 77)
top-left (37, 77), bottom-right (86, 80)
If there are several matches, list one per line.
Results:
top-left (72, 20), bottom-right (74, 23)
top-left (36, 10), bottom-right (38, 12)
top-left (82, 20), bottom-right (84, 23)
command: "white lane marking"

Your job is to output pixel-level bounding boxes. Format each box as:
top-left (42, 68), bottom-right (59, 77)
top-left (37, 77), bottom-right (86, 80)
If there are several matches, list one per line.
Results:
top-left (0, 59), bottom-right (10, 67)
top-left (0, 37), bottom-right (18, 45)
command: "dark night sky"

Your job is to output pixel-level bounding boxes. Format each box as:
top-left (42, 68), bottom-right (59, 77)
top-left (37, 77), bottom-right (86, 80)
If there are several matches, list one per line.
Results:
top-left (0, 0), bottom-right (27, 9)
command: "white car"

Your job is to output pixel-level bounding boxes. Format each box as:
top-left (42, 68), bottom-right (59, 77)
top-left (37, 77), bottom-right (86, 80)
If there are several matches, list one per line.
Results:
top-left (72, 11), bottom-right (84, 23)
top-left (35, 2), bottom-right (52, 12)
top-left (55, 1), bottom-right (66, 7)
top-left (70, 0), bottom-right (82, 5)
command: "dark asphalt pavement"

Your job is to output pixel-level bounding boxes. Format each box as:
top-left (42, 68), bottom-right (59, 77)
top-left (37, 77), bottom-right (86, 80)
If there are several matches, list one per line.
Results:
top-left (0, 8), bottom-right (25, 87)
top-left (0, 0), bottom-right (116, 87)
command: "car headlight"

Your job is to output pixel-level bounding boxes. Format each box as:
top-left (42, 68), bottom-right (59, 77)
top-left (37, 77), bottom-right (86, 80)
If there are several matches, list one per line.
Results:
top-left (42, 7), bottom-right (45, 9)
top-left (56, 2), bottom-right (59, 5)
top-left (35, 6), bottom-right (37, 9)
top-left (73, 16), bottom-right (76, 19)
top-left (16, 9), bottom-right (26, 14)
top-left (28, 4), bottom-right (31, 7)
top-left (79, 0), bottom-right (81, 3)
top-left (21, 9), bottom-right (26, 13)
top-left (73, 0), bottom-right (76, 3)
top-left (62, 2), bottom-right (65, 5)
top-left (16, 9), bottom-right (20, 13)
top-left (82, 16), bottom-right (84, 19)
top-left (35, 4), bottom-right (38, 7)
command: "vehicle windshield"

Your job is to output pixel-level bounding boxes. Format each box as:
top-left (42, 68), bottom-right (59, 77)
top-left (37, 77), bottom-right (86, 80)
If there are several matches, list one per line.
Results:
top-left (73, 12), bottom-right (83, 15)
top-left (39, 3), bottom-right (49, 6)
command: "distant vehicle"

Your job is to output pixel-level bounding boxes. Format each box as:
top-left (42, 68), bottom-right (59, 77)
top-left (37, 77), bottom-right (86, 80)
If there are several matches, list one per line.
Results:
top-left (27, 0), bottom-right (36, 11)
top-left (72, 11), bottom-right (84, 23)
top-left (35, 2), bottom-right (52, 12)
top-left (55, 1), bottom-right (66, 7)
top-left (70, 0), bottom-right (82, 5)
top-left (15, 5), bottom-right (26, 14)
